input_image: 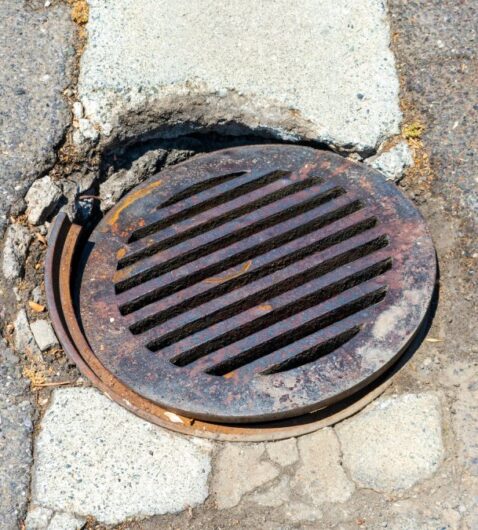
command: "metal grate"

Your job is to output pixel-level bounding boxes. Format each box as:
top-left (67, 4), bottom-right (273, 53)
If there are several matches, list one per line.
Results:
top-left (75, 145), bottom-right (436, 423)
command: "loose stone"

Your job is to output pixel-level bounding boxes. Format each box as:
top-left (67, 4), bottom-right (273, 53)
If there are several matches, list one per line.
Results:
top-left (30, 319), bottom-right (59, 352)
top-left (25, 176), bottom-right (63, 225)
top-left (14, 309), bottom-right (41, 358)
top-left (2, 223), bottom-right (31, 280)
top-left (367, 141), bottom-right (414, 181)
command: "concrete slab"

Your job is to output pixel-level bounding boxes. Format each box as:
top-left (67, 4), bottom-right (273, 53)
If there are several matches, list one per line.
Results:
top-left (211, 444), bottom-right (280, 509)
top-left (78, 0), bottom-right (401, 154)
top-left (32, 388), bottom-right (212, 525)
top-left (336, 393), bottom-right (444, 491)
top-left (291, 428), bottom-right (355, 504)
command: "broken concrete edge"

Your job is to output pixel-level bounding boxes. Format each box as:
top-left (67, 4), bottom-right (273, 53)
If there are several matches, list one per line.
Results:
top-left (25, 505), bottom-right (86, 530)
top-left (77, 86), bottom-right (381, 156)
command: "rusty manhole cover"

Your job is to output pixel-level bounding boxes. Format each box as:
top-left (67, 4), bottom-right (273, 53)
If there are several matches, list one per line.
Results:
top-left (46, 145), bottom-right (436, 435)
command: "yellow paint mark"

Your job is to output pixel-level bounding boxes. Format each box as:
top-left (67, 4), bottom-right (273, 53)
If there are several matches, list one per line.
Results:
top-left (257, 304), bottom-right (272, 311)
top-left (107, 180), bottom-right (163, 226)
top-left (205, 260), bottom-right (252, 284)
top-left (116, 247), bottom-right (126, 260)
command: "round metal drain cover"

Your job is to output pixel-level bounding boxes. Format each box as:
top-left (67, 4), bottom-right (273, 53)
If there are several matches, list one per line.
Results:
top-left (77, 145), bottom-right (435, 423)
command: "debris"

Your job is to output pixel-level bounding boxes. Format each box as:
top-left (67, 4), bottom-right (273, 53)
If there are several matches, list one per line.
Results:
top-left (205, 260), bottom-right (253, 283)
top-left (29, 301), bottom-right (46, 313)
top-left (403, 121), bottom-right (425, 139)
top-left (30, 286), bottom-right (43, 305)
top-left (35, 380), bottom-right (75, 388)
top-left (164, 411), bottom-right (185, 424)
top-left (2, 223), bottom-right (32, 280)
top-left (35, 232), bottom-right (48, 246)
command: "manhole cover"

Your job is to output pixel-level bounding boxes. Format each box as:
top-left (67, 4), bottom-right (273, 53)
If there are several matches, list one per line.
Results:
top-left (48, 145), bottom-right (436, 427)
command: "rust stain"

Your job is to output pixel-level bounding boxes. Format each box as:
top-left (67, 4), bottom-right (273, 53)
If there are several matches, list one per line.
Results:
top-left (205, 260), bottom-right (252, 284)
top-left (107, 180), bottom-right (163, 226)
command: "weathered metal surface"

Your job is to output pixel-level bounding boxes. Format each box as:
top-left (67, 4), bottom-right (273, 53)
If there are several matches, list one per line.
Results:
top-left (69, 145), bottom-right (434, 423)
top-left (45, 212), bottom-right (400, 441)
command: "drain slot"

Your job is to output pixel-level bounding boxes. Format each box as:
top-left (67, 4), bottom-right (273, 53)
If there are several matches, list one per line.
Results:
top-left (130, 236), bottom-right (389, 337)
top-left (129, 169), bottom-right (292, 242)
top-left (123, 216), bottom-right (378, 322)
top-left (168, 260), bottom-right (391, 367)
top-left (120, 175), bottom-right (327, 268)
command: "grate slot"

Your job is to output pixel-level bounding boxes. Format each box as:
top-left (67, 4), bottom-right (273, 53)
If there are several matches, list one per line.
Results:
top-left (115, 183), bottom-right (345, 292)
top-left (129, 169), bottom-right (292, 242)
top-left (121, 210), bottom-right (379, 321)
top-left (237, 312), bottom-right (371, 376)
top-left (166, 259), bottom-right (391, 365)
top-left (158, 171), bottom-right (248, 209)
top-left (118, 202), bottom-right (368, 314)
top-left (260, 326), bottom-right (362, 375)
top-left (120, 176), bottom-right (326, 269)
top-left (132, 238), bottom-right (390, 342)
top-left (204, 287), bottom-right (387, 375)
